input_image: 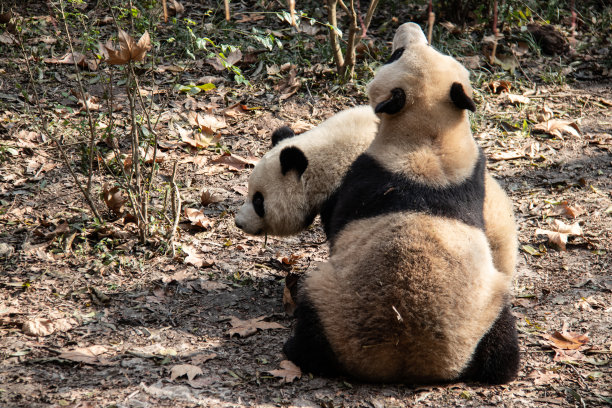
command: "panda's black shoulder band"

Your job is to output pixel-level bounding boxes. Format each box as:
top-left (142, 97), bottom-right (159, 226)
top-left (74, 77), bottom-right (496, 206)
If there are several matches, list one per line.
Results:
top-left (450, 82), bottom-right (476, 112)
top-left (271, 126), bottom-right (296, 147)
top-left (280, 146), bottom-right (308, 177)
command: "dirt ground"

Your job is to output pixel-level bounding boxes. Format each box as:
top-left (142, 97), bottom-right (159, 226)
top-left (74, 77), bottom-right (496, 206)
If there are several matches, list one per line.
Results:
top-left (0, 1), bottom-right (611, 407)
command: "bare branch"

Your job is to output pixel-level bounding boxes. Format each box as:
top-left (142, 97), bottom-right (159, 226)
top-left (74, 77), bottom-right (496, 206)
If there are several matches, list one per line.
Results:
top-left (17, 30), bottom-right (102, 223)
top-left (362, 0), bottom-right (380, 37)
top-left (326, 0), bottom-right (344, 73)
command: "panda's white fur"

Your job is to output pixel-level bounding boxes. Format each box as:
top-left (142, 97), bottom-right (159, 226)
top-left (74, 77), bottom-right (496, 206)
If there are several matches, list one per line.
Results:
top-left (284, 23), bottom-right (520, 384)
top-left (235, 106), bottom-right (378, 236)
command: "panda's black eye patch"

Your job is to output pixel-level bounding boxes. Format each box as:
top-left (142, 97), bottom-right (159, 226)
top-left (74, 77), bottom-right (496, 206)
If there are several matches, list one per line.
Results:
top-left (384, 47), bottom-right (405, 65)
top-left (252, 192), bottom-right (265, 218)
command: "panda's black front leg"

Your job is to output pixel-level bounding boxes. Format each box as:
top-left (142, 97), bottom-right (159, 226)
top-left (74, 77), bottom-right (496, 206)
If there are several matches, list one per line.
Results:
top-left (283, 294), bottom-right (342, 377)
top-left (460, 303), bottom-right (520, 384)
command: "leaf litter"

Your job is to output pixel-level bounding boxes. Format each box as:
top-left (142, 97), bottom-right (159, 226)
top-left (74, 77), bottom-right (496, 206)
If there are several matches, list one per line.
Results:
top-left (2, 3), bottom-right (611, 407)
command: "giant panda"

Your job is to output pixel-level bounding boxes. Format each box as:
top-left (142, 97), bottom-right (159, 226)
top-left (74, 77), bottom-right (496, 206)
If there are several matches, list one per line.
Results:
top-left (235, 112), bottom-right (517, 279)
top-left (234, 105), bottom-right (378, 237)
top-left (283, 22), bottom-right (520, 384)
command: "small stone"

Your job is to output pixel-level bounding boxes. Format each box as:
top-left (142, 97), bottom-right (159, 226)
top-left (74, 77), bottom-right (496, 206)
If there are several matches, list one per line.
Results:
top-left (0, 242), bottom-right (14, 258)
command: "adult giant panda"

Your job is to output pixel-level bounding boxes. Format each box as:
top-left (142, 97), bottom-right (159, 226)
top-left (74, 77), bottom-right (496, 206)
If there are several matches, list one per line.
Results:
top-left (234, 106), bottom-right (378, 237)
top-left (235, 111), bottom-right (517, 278)
top-left (283, 23), bottom-right (520, 384)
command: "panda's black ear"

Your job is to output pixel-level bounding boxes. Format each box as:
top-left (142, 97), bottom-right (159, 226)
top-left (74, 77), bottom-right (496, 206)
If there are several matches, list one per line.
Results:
top-left (280, 146), bottom-right (308, 177)
top-left (384, 47), bottom-right (405, 65)
top-left (271, 126), bottom-right (295, 147)
top-left (450, 82), bottom-right (476, 112)
top-left (375, 88), bottom-right (406, 114)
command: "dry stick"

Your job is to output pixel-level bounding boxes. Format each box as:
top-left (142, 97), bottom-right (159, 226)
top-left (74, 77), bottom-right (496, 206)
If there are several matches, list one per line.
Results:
top-left (57, 0), bottom-right (99, 210)
top-left (490, 0), bottom-right (499, 65)
top-left (125, 62), bottom-right (147, 243)
top-left (570, 0), bottom-right (576, 38)
top-left (362, 0), bottom-right (380, 37)
top-left (168, 162), bottom-right (181, 257)
top-left (288, 0), bottom-right (296, 26)
top-left (342, 0), bottom-right (359, 79)
top-left (17, 33), bottom-right (102, 223)
top-left (326, 0), bottom-right (344, 73)
top-left (128, 61), bottom-right (164, 217)
top-left (102, 70), bottom-right (148, 228)
top-left (426, 0), bottom-right (435, 45)
top-left (162, 0), bottom-right (168, 23)
top-left (224, 0), bottom-right (230, 21)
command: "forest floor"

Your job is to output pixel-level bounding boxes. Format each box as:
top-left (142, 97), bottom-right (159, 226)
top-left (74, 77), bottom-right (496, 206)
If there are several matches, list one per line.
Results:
top-left (0, 1), bottom-right (611, 407)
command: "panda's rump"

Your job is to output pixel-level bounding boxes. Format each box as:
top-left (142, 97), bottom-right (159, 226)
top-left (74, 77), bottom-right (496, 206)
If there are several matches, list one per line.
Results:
top-left (306, 213), bottom-right (508, 382)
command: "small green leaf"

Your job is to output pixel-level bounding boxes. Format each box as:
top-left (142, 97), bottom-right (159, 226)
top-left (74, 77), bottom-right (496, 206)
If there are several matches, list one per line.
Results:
top-left (587, 371), bottom-right (603, 381)
top-left (196, 83), bottom-right (216, 91)
top-left (459, 391), bottom-right (472, 400)
top-left (521, 244), bottom-right (542, 256)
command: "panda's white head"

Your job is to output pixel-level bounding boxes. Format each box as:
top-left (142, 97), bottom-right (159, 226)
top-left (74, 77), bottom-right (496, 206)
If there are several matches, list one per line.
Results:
top-left (367, 22), bottom-right (475, 138)
top-left (235, 106), bottom-right (379, 237)
top-left (235, 127), bottom-right (314, 236)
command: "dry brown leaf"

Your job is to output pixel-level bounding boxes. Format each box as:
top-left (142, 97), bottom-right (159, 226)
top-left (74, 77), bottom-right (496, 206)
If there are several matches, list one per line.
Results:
top-left (210, 153), bottom-right (257, 171)
top-left (184, 208), bottom-right (212, 230)
top-left (170, 364), bottom-right (203, 381)
top-left (226, 316), bottom-right (285, 338)
top-left (167, 0), bottom-right (185, 16)
top-left (0, 11), bottom-right (12, 24)
top-left (281, 254), bottom-right (302, 265)
top-left (102, 183), bottom-right (127, 215)
top-left (205, 50), bottom-right (242, 71)
top-left (268, 360), bottom-right (302, 383)
top-left (487, 80), bottom-right (512, 93)
top-left (490, 150), bottom-right (524, 161)
top-left (44, 52), bottom-right (98, 70)
top-left (528, 369), bottom-right (560, 386)
top-left (275, 66), bottom-right (301, 100)
top-left (533, 120), bottom-right (581, 139)
top-left (23, 318), bottom-right (53, 336)
top-left (22, 316), bottom-right (76, 337)
top-left (100, 30), bottom-right (151, 65)
top-left (535, 219), bottom-right (583, 251)
top-left (70, 89), bottom-right (101, 111)
top-left (0, 32), bottom-right (16, 45)
top-left (553, 348), bottom-right (586, 362)
top-left (201, 189), bottom-right (223, 206)
top-left (235, 13), bottom-right (265, 23)
top-left (188, 111), bottom-right (227, 135)
top-left (58, 345), bottom-right (112, 365)
top-left (504, 93), bottom-right (530, 104)
top-left (198, 281), bottom-right (229, 291)
top-left (222, 102), bottom-right (252, 118)
top-left (534, 105), bottom-right (554, 123)
top-left (190, 353), bottom-right (217, 365)
top-left (124, 147), bottom-right (166, 168)
top-left (547, 201), bottom-right (585, 219)
top-left (182, 245), bottom-right (215, 268)
top-left (547, 330), bottom-right (589, 350)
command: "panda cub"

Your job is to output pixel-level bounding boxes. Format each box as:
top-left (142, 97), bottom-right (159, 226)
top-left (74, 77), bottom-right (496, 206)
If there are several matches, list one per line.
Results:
top-left (235, 106), bottom-right (378, 237)
top-left (284, 23), bottom-right (520, 384)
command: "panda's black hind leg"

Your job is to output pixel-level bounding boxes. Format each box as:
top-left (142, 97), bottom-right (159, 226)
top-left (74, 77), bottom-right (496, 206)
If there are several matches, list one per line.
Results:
top-left (283, 295), bottom-right (342, 377)
top-left (461, 304), bottom-right (520, 384)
